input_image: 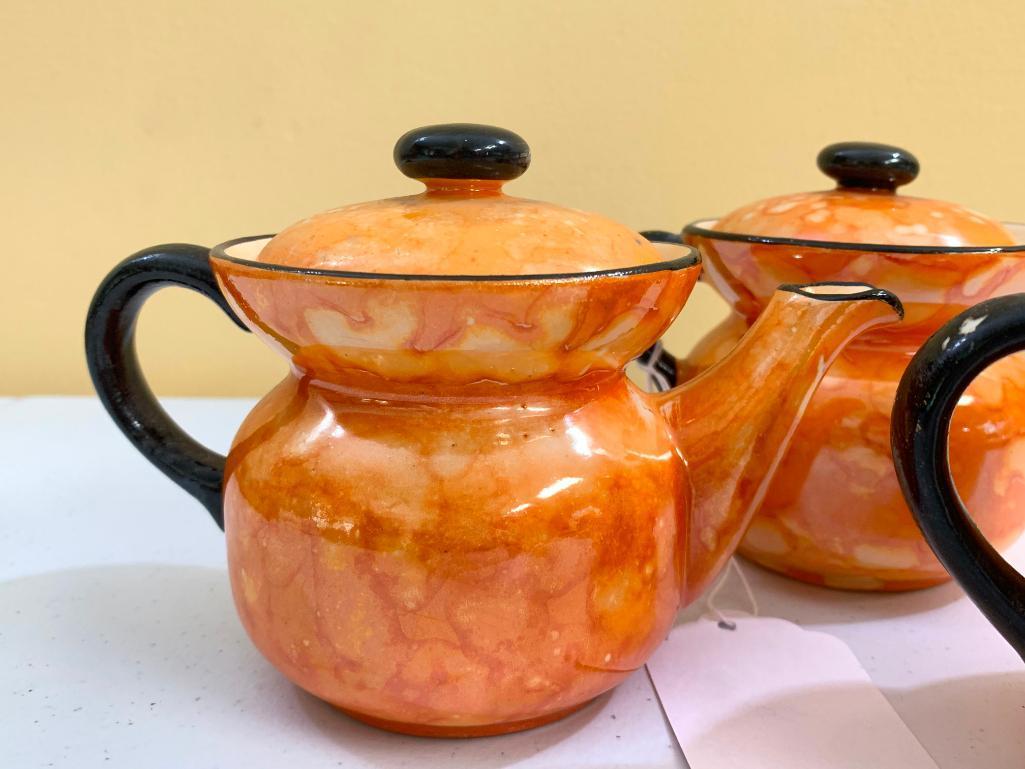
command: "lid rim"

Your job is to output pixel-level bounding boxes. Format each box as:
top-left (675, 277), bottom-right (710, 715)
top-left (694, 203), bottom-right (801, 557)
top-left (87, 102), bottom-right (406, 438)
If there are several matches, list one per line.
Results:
top-left (683, 219), bottom-right (1025, 254)
top-left (210, 234), bottom-right (700, 283)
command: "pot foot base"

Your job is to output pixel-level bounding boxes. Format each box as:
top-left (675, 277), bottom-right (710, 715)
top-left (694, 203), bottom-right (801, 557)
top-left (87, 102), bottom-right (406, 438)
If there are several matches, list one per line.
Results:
top-left (742, 554), bottom-right (951, 592)
top-left (334, 699), bottom-right (593, 737)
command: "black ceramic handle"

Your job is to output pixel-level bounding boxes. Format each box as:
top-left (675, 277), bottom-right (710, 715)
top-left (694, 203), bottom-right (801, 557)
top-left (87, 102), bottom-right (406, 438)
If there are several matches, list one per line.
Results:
top-left (892, 295), bottom-right (1025, 660)
top-left (639, 230), bottom-right (683, 246)
top-left (637, 231), bottom-right (685, 390)
top-left (84, 244), bottom-right (248, 529)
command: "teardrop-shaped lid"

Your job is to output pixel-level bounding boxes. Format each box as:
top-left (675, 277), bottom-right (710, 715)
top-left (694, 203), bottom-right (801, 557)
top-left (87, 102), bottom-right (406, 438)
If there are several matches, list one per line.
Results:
top-left (257, 123), bottom-right (662, 275)
top-left (714, 142), bottom-right (1015, 247)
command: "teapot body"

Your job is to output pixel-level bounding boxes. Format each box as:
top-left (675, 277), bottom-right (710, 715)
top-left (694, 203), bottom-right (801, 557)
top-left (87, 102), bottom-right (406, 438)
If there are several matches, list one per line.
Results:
top-left (81, 126), bottom-right (910, 737)
top-left (224, 371), bottom-right (685, 736)
top-left (208, 242), bottom-right (698, 736)
top-left (86, 234), bottom-right (903, 736)
top-left (684, 228), bottom-right (1025, 590)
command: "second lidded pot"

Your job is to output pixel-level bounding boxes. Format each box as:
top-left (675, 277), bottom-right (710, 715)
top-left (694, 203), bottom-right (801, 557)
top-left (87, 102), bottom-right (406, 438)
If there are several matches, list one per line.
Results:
top-left (672, 142), bottom-right (1025, 591)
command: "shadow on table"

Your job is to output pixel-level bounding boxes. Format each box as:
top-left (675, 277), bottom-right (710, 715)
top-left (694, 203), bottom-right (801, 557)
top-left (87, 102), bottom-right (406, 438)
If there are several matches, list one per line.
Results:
top-left (679, 556), bottom-right (966, 628)
top-left (889, 671), bottom-right (1025, 769)
top-left (2, 563), bottom-right (269, 700)
top-left (10, 564), bottom-right (1018, 767)
top-left (296, 684), bottom-right (609, 767)
top-left (1, 563), bottom-right (612, 768)
top-left (676, 675), bottom-right (1024, 769)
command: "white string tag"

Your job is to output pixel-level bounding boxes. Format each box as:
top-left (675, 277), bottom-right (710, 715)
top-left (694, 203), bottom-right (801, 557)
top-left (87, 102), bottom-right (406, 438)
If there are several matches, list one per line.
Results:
top-left (704, 557), bottom-right (759, 629)
top-left (645, 563), bottom-right (939, 769)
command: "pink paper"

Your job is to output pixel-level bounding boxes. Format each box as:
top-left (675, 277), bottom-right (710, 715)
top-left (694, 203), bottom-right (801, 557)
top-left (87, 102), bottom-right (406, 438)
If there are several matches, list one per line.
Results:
top-left (646, 617), bottom-right (939, 769)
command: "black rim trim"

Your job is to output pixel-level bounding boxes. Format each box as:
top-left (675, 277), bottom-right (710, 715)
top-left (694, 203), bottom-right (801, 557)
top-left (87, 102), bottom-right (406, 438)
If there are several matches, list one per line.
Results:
top-left (778, 281), bottom-right (905, 319)
top-left (640, 230), bottom-right (684, 246)
top-left (210, 234), bottom-right (700, 282)
top-left (683, 219), bottom-right (1025, 255)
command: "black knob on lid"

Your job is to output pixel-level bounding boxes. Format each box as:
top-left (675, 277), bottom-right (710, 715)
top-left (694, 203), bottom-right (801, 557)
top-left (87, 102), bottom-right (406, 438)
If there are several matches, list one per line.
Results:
top-left (817, 142), bottom-right (919, 191)
top-left (394, 123), bottom-right (530, 182)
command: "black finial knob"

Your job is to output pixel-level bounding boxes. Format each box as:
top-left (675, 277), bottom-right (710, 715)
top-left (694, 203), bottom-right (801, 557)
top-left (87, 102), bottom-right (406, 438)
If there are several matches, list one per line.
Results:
top-left (394, 123), bottom-right (530, 182)
top-left (817, 142), bottom-right (919, 191)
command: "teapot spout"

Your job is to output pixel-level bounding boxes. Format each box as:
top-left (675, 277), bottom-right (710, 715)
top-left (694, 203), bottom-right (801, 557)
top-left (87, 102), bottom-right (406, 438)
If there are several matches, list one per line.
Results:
top-left (659, 283), bottom-right (903, 604)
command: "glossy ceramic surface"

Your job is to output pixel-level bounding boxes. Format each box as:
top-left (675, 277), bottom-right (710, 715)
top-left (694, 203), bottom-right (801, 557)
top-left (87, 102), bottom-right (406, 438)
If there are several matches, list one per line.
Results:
top-left (683, 220), bottom-right (1025, 591)
top-left (258, 123), bottom-right (661, 276)
top-left (210, 239), bottom-right (901, 732)
top-left (85, 126), bottom-right (903, 737)
top-left (86, 237), bottom-right (901, 734)
top-left (214, 242), bottom-right (694, 735)
top-left (715, 142), bottom-right (1015, 247)
top-left (894, 295), bottom-right (1025, 661)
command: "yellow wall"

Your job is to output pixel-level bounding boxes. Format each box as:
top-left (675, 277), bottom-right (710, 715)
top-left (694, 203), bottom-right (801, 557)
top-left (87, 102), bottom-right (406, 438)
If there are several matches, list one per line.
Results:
top-left (5, 0), bottom-right (1025, 396)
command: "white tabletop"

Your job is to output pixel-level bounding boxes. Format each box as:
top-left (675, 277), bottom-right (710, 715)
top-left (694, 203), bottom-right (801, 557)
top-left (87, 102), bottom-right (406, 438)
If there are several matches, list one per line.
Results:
top-left (2, 396), bottom-right (1023, 768)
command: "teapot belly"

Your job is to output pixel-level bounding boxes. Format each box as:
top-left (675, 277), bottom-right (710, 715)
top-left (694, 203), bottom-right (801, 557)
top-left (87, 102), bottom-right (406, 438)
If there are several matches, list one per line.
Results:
top-left (221, 375), bottom-right (684, 734)
top-left (738, 351), bottom-right (1025, 591)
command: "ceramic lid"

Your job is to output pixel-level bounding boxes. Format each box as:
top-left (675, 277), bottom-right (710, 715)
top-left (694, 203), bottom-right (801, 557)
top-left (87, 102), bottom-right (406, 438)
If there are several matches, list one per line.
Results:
top-left (713, 142), bottom-right (1015, 247)
top-left (256, 123), bottom-right (663, 276)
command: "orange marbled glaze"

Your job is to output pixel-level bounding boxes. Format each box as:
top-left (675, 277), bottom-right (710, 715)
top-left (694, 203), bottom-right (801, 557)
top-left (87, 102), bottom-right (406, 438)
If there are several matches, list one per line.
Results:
top-left (714, 188), bottom-right (1015, 247)
top-left (207, 242), bottom-right (901, 734)
top-left (258, 179), bottom-right (661, 276)
top-left (212, 251), bottom-right (698, 735)
top-left (223, 375), bottom-right (684, 735)
top-left (665, 286), bottom-right (906, 601)
top-left (685, 229), bottom-right (1025, 590)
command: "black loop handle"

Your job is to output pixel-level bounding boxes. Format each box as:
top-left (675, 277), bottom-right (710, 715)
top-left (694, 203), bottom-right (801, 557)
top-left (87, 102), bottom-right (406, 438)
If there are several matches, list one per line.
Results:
top-left (637, 230), bottom-right (686, 390)
top-left (85, 244), bottom-right (249, 529)
top-left (892, 295), bottom-right (1025, 660)
top-left (639, 229), bottom-right (684, 246)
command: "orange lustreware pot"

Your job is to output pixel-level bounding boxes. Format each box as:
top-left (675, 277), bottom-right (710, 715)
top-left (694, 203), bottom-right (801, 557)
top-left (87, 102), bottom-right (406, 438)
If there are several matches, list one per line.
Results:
top-left (85, 125), bottom-right (902, 736)
top-left (654, 142), bottom-right (1025, 592)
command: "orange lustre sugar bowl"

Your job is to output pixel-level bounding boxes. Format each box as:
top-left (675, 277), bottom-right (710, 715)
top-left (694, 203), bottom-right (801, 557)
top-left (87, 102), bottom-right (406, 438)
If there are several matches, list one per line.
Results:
top-left (651, 141), bottom-right (1025, 592)
top-left (86, 125), bottom-right (902, 736)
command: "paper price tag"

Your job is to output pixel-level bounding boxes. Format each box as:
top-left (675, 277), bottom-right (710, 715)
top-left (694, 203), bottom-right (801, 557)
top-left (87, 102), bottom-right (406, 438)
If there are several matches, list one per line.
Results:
top-left (646, 616), bottom-right (939, 769)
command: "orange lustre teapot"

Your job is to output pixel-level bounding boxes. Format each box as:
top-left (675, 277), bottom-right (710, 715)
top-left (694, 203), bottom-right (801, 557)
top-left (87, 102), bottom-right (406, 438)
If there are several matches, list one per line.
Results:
top-left (650, 142), bottom-right (1025, 592)
top-left (85, 125), bottom-right (902, 737)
